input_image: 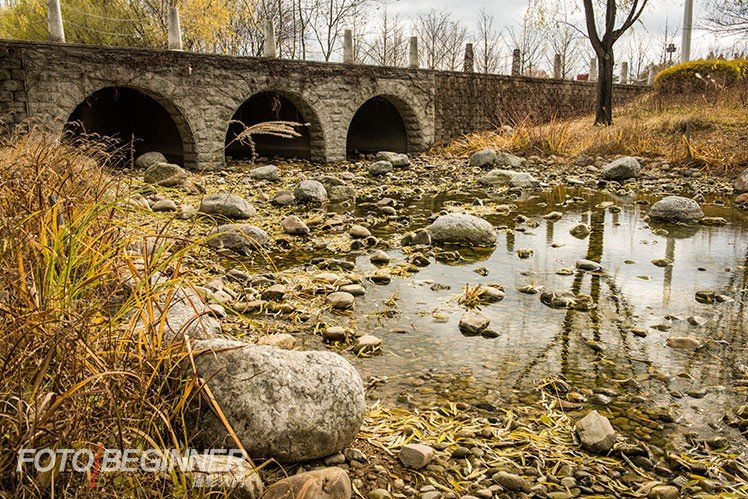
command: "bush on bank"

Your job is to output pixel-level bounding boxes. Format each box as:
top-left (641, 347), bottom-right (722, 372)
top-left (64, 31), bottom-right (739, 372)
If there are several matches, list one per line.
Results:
top-left (654, 59), bottom-right (748, 93)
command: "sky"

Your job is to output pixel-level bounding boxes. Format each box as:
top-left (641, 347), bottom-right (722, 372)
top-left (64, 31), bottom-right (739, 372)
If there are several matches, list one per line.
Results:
top-left (381, 0), bottom-right (745, 69)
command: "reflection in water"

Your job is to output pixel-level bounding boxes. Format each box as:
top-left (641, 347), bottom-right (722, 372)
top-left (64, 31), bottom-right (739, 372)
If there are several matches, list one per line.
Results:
top-left (254, 186), bottom-right (748, 448)
top-left (663, 237), bottom-right (675, 307)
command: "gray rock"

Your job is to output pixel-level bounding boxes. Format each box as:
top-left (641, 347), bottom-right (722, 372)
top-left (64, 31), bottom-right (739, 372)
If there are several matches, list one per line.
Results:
top-left (144, 162), bottom-right (189, 187)
top-left (352, 335), bottom-right (381, 354)
top-left (399, 443), bottom-right (434, 469)
top-left (328, 185), bottom-right (356, 203)
top-left (493, 471), bottom-right (528, 492)
top-left (570, 224), bottom-right (591, 239)
top-left (136, 151), bottom-right (167, 169)
top-left (576, 259), bottom-right (602, 271)
top-left (295, 180), bottom-right (328, 205)
top-left (576, 410), bottom-right (616, 453)
top-left (369, 488), bottom-right (393, 499)
top-left (261, 284), bottom-right (287, 301)
top-left (509, 172), bottom-right (538, 188)
top-left (190, 339), bottom-right (365, 463)
top-left (199, 193), bottom-right (256, 219)
top-left (370, 250), bottom-right (391, 264)
top-left (282, 215), bottom-right (310, 235)
top-left (177, 204), bottom-right (197, 220)
top-left (324, 452), bottom-right (346, 466)
top-left (477, 169), bottom-right (515, 186)
top-left (151, 198), bottom-right (178, 212)
top-left (349, 225), bottom-right (371, 239)
top-left (402, 229), bottom-right (432, 246)
top-left (185, 454), bottom-right (263, 498)
top-left (495, 152), bottom-right (523, 169)
top-left (734, 168), bottom-right (748, 193)
top-left (459, 309), bottom-right (490, 335)
top-left (649, 196), bottom-right (704, 222)
top-left (208, 224), bottom-right (269, 254)
top-left (323, 326), bottom-right (348, 342)
top-left (376, 151), bottom-right (411, 167)
top-left (271, 190), bottom-right (295, 206)
top-left (249, 165), bottom-right (280, 181)
top-left (327, 291), bottom-right (355, 310)
top-left (428, 213), bottom-right (497, 247)
top-left (469, 149), bottom-right (497, 168)
top-left (256, 333), bottom-right (296, 350)
top-left (262, 468), bottom-right (352, 499)
top-left (602, 157), bottom-right (641, 181)
top-left (368, 161), bottom-right (394, 176)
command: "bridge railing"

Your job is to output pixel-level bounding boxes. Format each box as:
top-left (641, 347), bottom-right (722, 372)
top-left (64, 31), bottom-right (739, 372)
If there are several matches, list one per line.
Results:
top-left (44, 0), bottom-right (648, 84)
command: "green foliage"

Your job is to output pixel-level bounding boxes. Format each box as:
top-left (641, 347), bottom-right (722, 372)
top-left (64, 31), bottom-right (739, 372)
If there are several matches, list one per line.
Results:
top-left (654, 59), bottom-right (748, 93)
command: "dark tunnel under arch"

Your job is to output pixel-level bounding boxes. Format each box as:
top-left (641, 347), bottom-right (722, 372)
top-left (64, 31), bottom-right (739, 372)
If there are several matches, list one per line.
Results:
top-left (346, 96), bottom-right (411, 158)
top-left (64, 86), bottom-right (192, 167)
top-left (225, 91), bottom-right (315, 161)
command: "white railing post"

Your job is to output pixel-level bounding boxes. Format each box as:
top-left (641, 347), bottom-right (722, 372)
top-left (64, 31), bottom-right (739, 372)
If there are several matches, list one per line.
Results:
top-left (168, 6), bottom-right (183, 50)
top-left (47, 0), bottom-right (65, 43)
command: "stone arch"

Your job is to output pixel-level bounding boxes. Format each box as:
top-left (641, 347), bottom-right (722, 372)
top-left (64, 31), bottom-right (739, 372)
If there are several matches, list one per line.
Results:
top-left (63, 85), bottom-right (197, 169)
top-left (345, 93), bottom-right (427, 159)
top-left (224, 89), bottom-right (326, 162)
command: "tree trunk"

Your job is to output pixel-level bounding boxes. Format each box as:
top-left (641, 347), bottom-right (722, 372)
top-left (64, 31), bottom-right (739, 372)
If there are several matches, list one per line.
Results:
top-left (595, 48), bottom-right (615, 125)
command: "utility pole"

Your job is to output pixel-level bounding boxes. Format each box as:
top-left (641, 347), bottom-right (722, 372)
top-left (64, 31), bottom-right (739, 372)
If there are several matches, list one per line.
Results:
top-left (681, 0), bottom-right (693, 63)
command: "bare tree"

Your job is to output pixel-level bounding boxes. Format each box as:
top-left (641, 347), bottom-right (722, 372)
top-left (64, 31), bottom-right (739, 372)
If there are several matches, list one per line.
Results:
top-left (505, 5), bottom-right (547, 75)
top-left (544, 6), bottom-right (587, 79)
top-left (363, 5), bottom-right (407, 66)
top-left (582, 0), bottom-right (650, 125)
top-left (309, 0), bottom-right (368, 61)
top-left (413, 9), bottom-right (467, 70)
top-left (619, 26), bottom-right (653, 81)
top-left (706, 0), bottom-right (748, 35)
top-left (475, 8), bottom-right (502, 73)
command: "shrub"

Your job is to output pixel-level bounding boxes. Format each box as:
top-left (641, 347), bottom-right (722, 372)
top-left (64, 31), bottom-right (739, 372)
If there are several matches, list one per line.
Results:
top-left (654, 59), bottom-right (748, 94)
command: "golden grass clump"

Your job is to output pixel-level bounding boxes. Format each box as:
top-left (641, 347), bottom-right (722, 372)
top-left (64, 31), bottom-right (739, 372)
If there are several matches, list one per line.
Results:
top-left (439, 88), bottom-right (748, 175)
top-left (0, 129), bottom-right (211, 497)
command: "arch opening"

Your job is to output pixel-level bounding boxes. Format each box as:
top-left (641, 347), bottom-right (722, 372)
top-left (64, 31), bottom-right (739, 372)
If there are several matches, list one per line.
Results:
top-left (225, 92), bottom-right (312, 160)
top-left (346, 96), bottom-right (408, 158)
top-left (65, 87), bottom-right (187, 166)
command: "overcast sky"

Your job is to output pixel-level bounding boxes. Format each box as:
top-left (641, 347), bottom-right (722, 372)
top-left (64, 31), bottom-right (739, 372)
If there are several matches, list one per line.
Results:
top-left (380, 0), bottom-right (744, 68)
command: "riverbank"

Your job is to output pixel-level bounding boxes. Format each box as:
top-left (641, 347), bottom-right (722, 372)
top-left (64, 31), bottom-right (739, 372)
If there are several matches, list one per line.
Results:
top-left (3, 129), bottom-right (748, 497)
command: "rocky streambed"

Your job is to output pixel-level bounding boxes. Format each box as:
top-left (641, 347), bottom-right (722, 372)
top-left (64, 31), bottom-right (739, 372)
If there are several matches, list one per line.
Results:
top-left (123, 150), bottom-right (748, 498)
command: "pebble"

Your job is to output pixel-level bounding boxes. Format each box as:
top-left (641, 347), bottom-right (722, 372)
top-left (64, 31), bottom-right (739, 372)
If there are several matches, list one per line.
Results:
top-left (352, 334), bottom-right (381, 354)
top-left (493, 471), bottom-right (528, 492)
top-left (399, 443), bottom-right (435, 470)
top-left (327, 291), bottom-right (355, 310)
top-left (370, 250), bottom-right (391, 264)
top-left (459, 309), bottom-right (490, 335)
top-left (350, 225), bottom-right (372, 239)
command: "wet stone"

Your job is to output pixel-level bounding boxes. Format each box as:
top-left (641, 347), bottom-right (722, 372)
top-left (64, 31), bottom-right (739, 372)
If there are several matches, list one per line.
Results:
top-left (459, 310), bottom-right (490, 335)
top-left (327, 291), bottom-right (355, 310)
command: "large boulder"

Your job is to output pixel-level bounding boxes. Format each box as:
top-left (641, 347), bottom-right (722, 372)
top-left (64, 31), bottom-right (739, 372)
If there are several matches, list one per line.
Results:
top-left (249, 165), bottom-right (280, 181)
top-left (368, 161), bottom-right (393, 176)
top-left (477, 169), bottom-right (515, 186)
top-left (199, 194), bottom-right (256, 219)
top-left (262, 468), bottom-right (351, 499)
top-left (295, 180), bottom-right (328, 205)
top-left (478, 169), bottom-right (536, 188)
top-left (143, 163), bottom-right (189, 187)
top-left (734, 168), bottom-right (748, 194)
top-left (428, 213), bottom-right (497, 247)
top-left (601, 157), bottom-right (641, 181)
top-left (375, 151), bottom-right (410, 167)
top-left (648, 196), bottom-right (704, 222)
top-left (136, 151), bottom-right (167, 169)
top-left (495, 152), bottom-right (523, 169)
top-left (469, 149), bottom-right (497, 168)
top-left (208, 224), bottom-right (269, 254)
top-left (190, 339), bottom-right (366, 463)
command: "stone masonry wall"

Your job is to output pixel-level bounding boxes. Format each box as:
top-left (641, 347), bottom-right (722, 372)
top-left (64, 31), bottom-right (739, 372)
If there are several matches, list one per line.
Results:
top-left (0, 40), bottom-right (650, 169)
top-left (434, 72), bottom-right (647, 143)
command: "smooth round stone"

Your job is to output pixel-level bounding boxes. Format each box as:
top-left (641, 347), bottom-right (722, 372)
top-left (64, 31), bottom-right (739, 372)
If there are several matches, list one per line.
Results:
top-left (327, 291), bottom-right (355, 310)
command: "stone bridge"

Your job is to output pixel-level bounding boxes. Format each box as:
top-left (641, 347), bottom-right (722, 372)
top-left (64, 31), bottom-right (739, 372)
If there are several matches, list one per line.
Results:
top-left (0, 40), bottom-right (648, 170)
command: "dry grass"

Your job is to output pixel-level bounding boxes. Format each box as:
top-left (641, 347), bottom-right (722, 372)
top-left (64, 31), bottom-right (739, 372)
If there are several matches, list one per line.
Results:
top-left (0, 130), bottom-right (226, 497)
top-left (439, 89), bottom-right (748, 175)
